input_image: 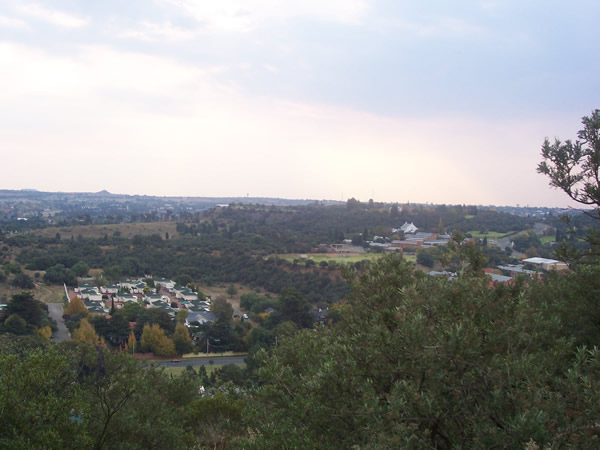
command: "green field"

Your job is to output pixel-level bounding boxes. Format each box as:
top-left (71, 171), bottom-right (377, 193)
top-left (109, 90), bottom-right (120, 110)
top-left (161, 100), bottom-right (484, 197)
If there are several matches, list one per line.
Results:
top-left (279, 253), bottom-right (416, 264)
top-left (539, 235), bottom-right (556, 244)
top-left (162, 363), bottom-right (245, 376)
top-left (466, 231), bottom-right (511, 239)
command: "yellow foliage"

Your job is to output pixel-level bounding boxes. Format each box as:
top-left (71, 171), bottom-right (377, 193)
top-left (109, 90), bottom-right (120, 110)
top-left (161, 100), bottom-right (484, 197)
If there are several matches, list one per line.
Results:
top-left (141, 323), bottom-right (176, 356)
top-left (64, 297), bottom-right (88, 316)
top-left (73, 318), bottom-right (99, 345)
top-left (37, 326), bottom-right (53, 339)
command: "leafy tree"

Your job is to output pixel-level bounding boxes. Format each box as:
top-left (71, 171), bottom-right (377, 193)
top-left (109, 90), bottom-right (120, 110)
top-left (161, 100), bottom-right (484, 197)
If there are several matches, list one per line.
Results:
top-left (245, 255), bottom-right (600, 447)
top-left (416, 249), bottom-right (435, 268)
top-left (73, 318), bottom-right (101, 346)
top-left (173, 323), bottom-right (193, 354)
top-left (538, 109), bottom-right (600, 262)
top-left (212, 296), bottom-right (233, 323)
top-left (176, 273), bottom-right (193, 286)
top-left (127, 330), bottom-right (137, 353)
top-left (176, 308), bottom-right (189, 324)
top-left (6, 292), bottom-right (45, 328)
top-left (64, 296), bottom-right (88, 316)
top-left (226, 284), bottom-right (238, 297)
top-left (43, 264), bottom-right (77, 286)
top-left (3, 314), bottom-right (28, 335)
top-left (11, 272), bottom-right (34, 289)
top-left (71, 261), bottom-right (90, 277)
top-left (279, 288), bottom-right (313, 329)
top-left (140, 323), bottom-right (176, 356)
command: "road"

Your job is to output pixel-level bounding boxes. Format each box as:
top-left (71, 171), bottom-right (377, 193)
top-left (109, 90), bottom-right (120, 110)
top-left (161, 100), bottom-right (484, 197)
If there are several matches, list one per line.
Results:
top-left (154, 356), bottom-right (246, 368)
top-left (47, 303), bottom-right (70, 341)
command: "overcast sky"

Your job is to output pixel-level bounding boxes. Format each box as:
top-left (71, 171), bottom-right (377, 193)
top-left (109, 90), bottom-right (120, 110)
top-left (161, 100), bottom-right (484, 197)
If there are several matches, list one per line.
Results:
top-left (1, 0), bottom-right (599, 207)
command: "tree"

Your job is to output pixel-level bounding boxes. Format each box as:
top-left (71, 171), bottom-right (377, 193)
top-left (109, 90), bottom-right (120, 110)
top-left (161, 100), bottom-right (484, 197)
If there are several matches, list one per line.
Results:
top-left (6, 292), bottom-right (45, 328)
top-left (176, 308), bottom-right (189, 324)
top-left (212, 296), bottom-right (233, 323)
top-left (64, 296), bottom-right (88, 316)
top-left (140, 323), bottom-right (176, 356)
top-left (245, 254), bottom-right (600, 448)
top-left (538, 109), bottom-right (600, 261)
top-left (3, 314), bottom-right (28, 335)
top-left (173, 323), bottom-right (193, 354)
top-left (11, 272), bottom-right (34, 289)
top-left (226, 284), bottom-right (238, 298)
top-left (279, 288), bottom-right (313, 329)
top-left (127, 331), bottom-right (137, 353)
top-left (71, 261), bottom-right (90, 277)
top-left (73, 318), bottom-right (102, 346)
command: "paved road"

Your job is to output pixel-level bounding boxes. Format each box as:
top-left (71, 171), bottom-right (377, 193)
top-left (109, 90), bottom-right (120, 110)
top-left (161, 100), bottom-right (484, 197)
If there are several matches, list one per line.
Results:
top-left (154, 356), bottom-right (246, 368)
top-left (47, 303), bottom-right (70, 341)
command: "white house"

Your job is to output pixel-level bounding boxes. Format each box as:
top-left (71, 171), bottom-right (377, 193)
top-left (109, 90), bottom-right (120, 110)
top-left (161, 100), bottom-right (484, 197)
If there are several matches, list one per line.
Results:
top-left (79, 287), bottom-right (102, 302)
top-left (100, 284), bottom-right (119, 295)
top-left (153, 277), bottom-right (175, 290)
top-left (117, 293), bottom-right (139, 303)
top-left (394, 222), bottom-right (418, 234)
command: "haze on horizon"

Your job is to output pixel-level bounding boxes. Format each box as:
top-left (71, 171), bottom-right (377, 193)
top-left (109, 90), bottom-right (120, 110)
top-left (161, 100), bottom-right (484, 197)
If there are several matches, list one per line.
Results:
top-left (1, 1), bottom-right (599, 208)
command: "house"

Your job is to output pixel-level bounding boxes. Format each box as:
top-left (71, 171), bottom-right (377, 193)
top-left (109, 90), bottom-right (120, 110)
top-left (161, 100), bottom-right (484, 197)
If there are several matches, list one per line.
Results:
top-left (144, 293), bottom-right (164, 304)
top-left (176, 288), bottom-right (198, 301)
top-left (100, 284), bottom-right (119, 295)
top-left (84, 299), bottom-right (106, 314)
top-left (80, 288), bottom-right (102, 302)
top-left (153, 277), bottom-right (175, 290)
top-left (185, 311), bottom-right (217, 326)
top-left (393, 222), bottom-right (418, 234)
top-left (117, 293), bottom-right (138, 303)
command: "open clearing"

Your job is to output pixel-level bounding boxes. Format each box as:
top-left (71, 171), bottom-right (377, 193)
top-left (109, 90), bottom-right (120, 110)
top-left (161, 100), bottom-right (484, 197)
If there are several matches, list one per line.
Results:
top-left (465, 231), bottom-right (512, 239)
top-left (278, 253), bottom-right (416, 264)
top-left (0, 282), bottom-right (64, 303)
top-left (29, 221), bottom-right (179, 240)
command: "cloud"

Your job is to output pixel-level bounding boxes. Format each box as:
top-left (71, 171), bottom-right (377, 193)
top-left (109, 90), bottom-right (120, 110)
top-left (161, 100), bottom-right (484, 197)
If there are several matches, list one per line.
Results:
top-left (0, 14), bottom-right (29, 30)
top-left (382, 15), bottom-right (487, 39)
top-left (159, 0), bottom-right (369, 32)
top-left (116, 21), bottom-right (198, 42)
top-left (0, 40), bottom-right (577, 207)
top-left (16, 3), bottom-right (88, 28)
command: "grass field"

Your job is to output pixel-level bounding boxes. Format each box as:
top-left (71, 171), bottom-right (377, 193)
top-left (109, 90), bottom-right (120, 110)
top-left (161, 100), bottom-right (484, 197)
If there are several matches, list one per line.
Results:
top-left (0, 281), bottom-right (64, 303)
top-left (30, 221), bottom-right (179, 240)
top-left (539, 235), bottom-right (556, 244)
top-left (161, 363), bottom-right (246, 376)
top-left (278, 252), bottom-right (416, 264)
top-left (466, 231), bottom-right (512, 239)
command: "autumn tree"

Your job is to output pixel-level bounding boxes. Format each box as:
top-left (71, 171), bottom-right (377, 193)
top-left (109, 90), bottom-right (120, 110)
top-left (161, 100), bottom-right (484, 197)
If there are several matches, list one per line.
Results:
top-left (127, 330), bottom-right (137, 353)
top-left (73, 318), bottom-right (102, 346)
top-left (140, 323), bottom-right (176, 356)
top-left (64, 296), bottom-right (88, 316)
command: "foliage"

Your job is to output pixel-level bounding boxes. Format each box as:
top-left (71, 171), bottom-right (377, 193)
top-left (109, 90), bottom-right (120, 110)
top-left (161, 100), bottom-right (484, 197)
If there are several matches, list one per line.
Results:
top-left (73, 318), bottom-right (102, 346)
top-left (3, 314), bottom-right (28, 335)
top-left (538, 109), bottom-right (600, 263)
top-left (43, 263), bottom-right (77, 286)
top-left (11, 272), bottom-right (34, 289)
top-left (5, 292), bottom-right (46, 329)
top-left (173, 323), bottom-right (193, 354)
top-left (71, 261), bottom-right (90, 277)
top-left (140, 323), bottom-right (176, 356)
top-left (244, 254), bottom-right (600, 448)
top-left (64, 296), bottom-right (88, 316)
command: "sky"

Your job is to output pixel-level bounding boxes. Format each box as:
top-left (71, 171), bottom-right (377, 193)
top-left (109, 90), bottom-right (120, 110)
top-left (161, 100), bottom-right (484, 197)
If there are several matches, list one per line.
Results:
top-left (1, 0), bottom-right (599, 207)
